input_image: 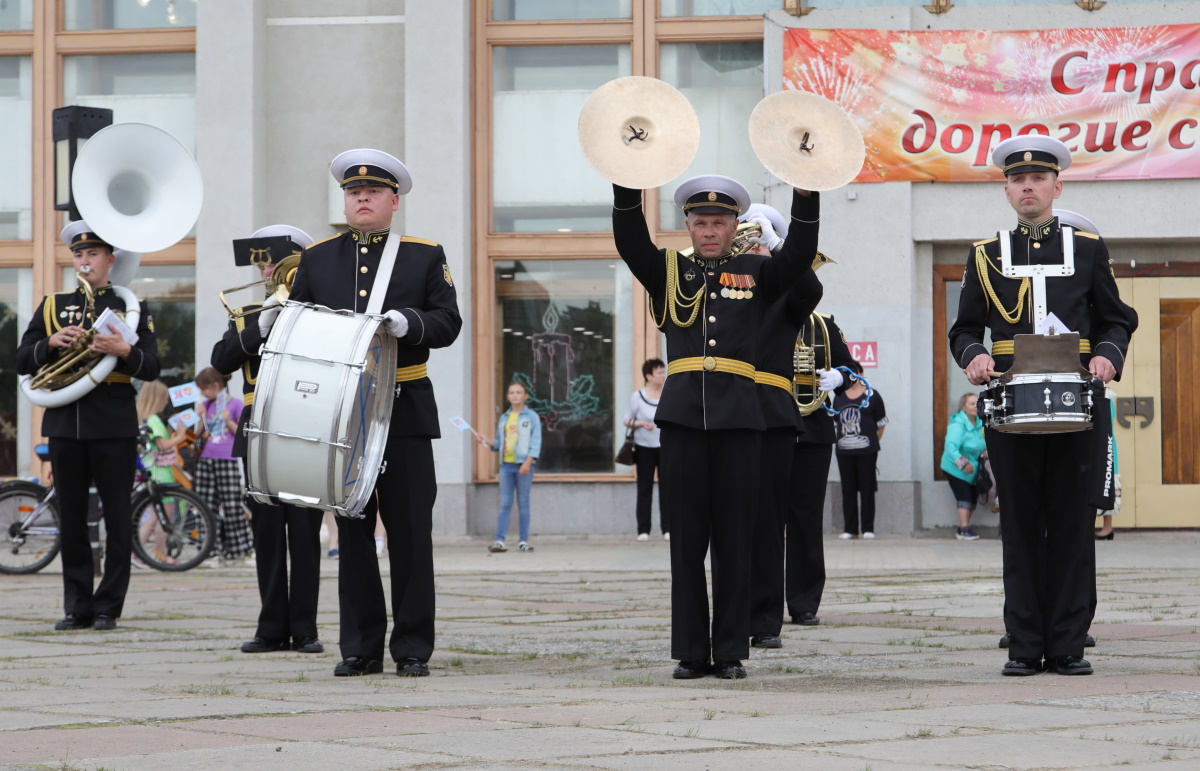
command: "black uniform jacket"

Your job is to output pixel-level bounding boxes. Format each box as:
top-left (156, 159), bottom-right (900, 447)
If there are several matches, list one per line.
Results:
top-left (287, 228), bottom-right (462, 438)
top-left (759, 269), bottom-right (824, 431)
top-left (210, 300), bottom-right (264, 458)
top-left (613, 186), bottom-right (820, 432)
top-left (796, 313), bottom-right (856, 445)
top-left (16, 284), bottom-right (159, 439)
top-left (949, 217), bottom-right (1137, 379)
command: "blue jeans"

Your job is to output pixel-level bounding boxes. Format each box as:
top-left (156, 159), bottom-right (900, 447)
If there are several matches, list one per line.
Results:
top-left (496, 462), bottom-right (534, 542)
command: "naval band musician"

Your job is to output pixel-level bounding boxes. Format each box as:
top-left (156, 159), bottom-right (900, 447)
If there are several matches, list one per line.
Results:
top-left (15, 222), bottom-right (159, 632)
top-left (612, 176), bottom-right (820, 680)
top-left (210, 225), bottom-right (325, 656)
top-left (950, 136), bottom-right (1136, 677)
top-left (285, 149), bottom-right (462, 678)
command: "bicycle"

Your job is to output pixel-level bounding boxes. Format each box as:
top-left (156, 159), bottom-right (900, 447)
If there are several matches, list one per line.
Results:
top-left (0, 441), bottom-right (219, 574)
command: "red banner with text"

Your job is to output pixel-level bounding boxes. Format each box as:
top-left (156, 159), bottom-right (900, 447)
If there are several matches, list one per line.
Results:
top-left (782, 25), bottom-right (1200, 182)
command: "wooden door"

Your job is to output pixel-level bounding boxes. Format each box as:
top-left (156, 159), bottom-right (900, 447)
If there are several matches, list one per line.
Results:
top-left (1113, 277), bottom-right (1200, 527)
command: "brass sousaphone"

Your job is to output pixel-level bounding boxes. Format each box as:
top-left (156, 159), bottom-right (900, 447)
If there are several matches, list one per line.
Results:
top-left (19, 123), bottom-right (203, 408)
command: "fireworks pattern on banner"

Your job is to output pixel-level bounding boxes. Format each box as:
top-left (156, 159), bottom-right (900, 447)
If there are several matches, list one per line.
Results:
top-left (782, 25), bottom-right (1200, 183)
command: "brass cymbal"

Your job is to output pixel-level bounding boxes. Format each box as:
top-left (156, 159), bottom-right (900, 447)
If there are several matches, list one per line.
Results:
top-left (577, 76), bottom-right (700, 190)
top-left (748, 90), bottom-right (865, 192)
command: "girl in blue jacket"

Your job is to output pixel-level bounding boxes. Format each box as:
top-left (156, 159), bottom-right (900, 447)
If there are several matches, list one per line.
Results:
top-left (477, 382), bottom-right (541, 552)
top-left (941, 393), bottom-right (988, 540)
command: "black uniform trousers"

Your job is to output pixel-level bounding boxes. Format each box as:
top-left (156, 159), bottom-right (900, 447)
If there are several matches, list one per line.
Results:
top-left (661, 425), bottom-right (759, 662)
top-left (749, 428), bottom-right (795, 637)
top-left (987, 429), bottom-right (1095, 661)
top-left (248, 497), bottom-right (322, 641)
top-left (633, 445), bottom-right (666, 535)
top-left (785, 442), bottom-right (832, 620)
top-left (48, 437), bottom-right (136, 619)
top-left (336, 434), bottom-right (436, 664)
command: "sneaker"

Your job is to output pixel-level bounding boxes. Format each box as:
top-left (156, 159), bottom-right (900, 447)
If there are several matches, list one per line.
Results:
top-left (956, 527), bottom-right (980, 541)
top-left (862, 532), bottom-right (875, 540)
top-left (375, 536), bottom-right (386, 557)
top-left (488, 540), bottom-right (507, 553)
top-left (837, 533), bottom-right (855, 540)
top-left (637, 533), bottom-right (649, 541)
top-left (664, 532), bottom-right (670, 541)
top-left (328, 548), bottom-right (339, 559)
top-left (131, 554), bottom-right (150, 570)
top-left (518, 541), bottom-right (534, 552)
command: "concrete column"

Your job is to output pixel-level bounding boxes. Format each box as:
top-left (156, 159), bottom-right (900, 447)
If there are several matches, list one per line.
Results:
top-left (404, 0), bottom-right (473, 535)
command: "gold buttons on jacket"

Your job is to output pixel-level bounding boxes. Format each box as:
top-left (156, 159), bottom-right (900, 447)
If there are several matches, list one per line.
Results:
top-left (360, 246), bottom-right (368, 254)
top-left (360, 266), bottom-right (369, 273)
top-left (708, 339), bottom-right (716, 347)
top-left (708, 316), bottom-right (716, 323)
top-left (359, 289), bottom-right (368, 297)
top-left (707, 271), bottom-right (714, 276)
top-left (710, 292), bottom-right (717, 299)
top-left (1033, 242), bottom-right (1041, 249)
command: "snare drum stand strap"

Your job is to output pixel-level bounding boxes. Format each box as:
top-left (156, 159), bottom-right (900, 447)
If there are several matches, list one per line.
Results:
top-left (366, 234), bottom-right (402, 316)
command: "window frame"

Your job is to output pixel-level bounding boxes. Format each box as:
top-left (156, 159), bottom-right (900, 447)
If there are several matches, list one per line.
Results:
top-left (471, 0), bottom-right (766, 482)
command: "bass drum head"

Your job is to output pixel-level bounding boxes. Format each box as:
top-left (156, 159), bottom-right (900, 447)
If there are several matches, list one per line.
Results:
top-left (339, 322), bottom-right (397, 518)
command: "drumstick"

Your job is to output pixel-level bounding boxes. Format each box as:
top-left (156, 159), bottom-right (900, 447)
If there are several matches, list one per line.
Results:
top-left (987, 370), bottom-right (1004, 378)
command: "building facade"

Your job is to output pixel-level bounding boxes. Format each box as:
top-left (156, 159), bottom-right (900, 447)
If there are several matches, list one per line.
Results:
top-left (4, 0), bottom-right (1197, 535)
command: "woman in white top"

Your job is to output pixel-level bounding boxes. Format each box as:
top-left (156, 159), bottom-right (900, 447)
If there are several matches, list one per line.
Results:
top-left (623, 359), bottom-right (666, 540)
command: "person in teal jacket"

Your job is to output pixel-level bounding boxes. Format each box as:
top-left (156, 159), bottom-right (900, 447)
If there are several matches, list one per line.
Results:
top-left (476, 382), bottom-right (542, 552)
top-left (941, 393), bottom-right (988, 540)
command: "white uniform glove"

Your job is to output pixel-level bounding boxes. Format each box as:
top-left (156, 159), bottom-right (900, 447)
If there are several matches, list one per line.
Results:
top-left (745, 212), bottom-right (783, 252)
top-left (384, 309), bottom-right (409, 338)
top-left (816, 367), bottom-right (844, 392)
top-left (257, 295), bottom-right (281, 337)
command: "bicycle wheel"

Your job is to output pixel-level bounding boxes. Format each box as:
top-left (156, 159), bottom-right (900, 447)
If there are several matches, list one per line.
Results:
top-left (0, 481), bottom-right (61, 575)
top-left (130, 485), bottom-right (216, 571)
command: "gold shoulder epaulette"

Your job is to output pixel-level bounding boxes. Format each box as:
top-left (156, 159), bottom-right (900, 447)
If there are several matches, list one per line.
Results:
top-left (43, 294), bottom-right (59, 333)
top-left (973, 236), bottom-right (999, 247)
top-left (305, 233), bottom-right (340, 250)
top-left (1074, 230), bottom-right (1100, 240)
top-left (401, 236), bottom-right (439, 247)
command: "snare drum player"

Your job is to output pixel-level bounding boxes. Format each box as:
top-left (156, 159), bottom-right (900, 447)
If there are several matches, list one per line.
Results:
top-left (211, 225), bottom-right (326, 656)
top-left (950, 137), bottom-right (1136, 676)
top-left (16, 222), bottom-right (159, 631)
top-left (613, 177), bottom-right (819, 679)
top-left (284, 150), bottom-right (462, 677)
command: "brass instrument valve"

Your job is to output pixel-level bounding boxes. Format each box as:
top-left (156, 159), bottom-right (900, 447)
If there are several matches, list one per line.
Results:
top-left (793, 345), bottom-right (815, 375)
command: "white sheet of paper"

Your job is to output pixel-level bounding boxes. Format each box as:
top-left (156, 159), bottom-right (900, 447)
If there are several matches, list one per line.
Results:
top-left (92, 307), bottom-right (139, 345)
top-left (1036, 312), bottom-right (1074, 336)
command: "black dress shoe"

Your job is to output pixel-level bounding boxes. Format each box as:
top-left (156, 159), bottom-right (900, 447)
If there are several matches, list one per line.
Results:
top-left (999, 634), bottom-right (1010, 649)
top-left (54, 614), bottom-right (92, 631)
top-left (1084, 635), bottom-right (1096, 648)
top-left (713, 660), bottom-right (747, 680)
top-left (750, 634), bottom-right (782, 649)
top-left (1048, 655), bottom-right (1093, 675)
top-left (1095, 530), bottom-right (1114, 540)
top-left (1001, 658), bottom-right (1042, 676)
top-left (672, 660), bottom-right (711, 679)
top-left (93, 615), bottom-right (116, 631)
top-left (396, 658), bottom-right (430, 677)
top-left (791, 612), bottom-right (820, 626)
top-left (292, 636), bottom-right (324, 654)
top-left (241, 636), bottom-right (289, 653)
top-left (334, 656), bottom-right (383, 676)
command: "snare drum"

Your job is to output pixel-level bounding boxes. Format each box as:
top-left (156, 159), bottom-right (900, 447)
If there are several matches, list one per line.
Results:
top-left (245, 302), bottom-right (397, 518)
top-left (980, 373), bottom-right (1095, 434)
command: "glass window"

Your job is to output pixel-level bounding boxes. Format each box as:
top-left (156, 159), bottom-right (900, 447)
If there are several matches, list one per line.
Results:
top-left (64, 0), bottom-right (197, 30)
top-left (0, 57), bottom-right (32, 240)
top-left (62, 53), bottom-right (196, 155)
top-left (493, 259), bottom-right (633, 474)
top-left (61, 264), bottom-right (195, 387)
top-left (0, 268), bottom-right (34, 478)
top-left (494, 0), bottom-right (631, 20)
top-left (659, 41), bottom-right (765, 230)
top-left (493, 45), bottom-right (631, 233)
top-left (660, 0), bottom-right (779, 16)
top-left (0, 0), bottom-right (33, 31)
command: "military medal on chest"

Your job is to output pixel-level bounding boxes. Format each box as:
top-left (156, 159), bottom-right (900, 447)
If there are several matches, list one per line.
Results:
top-left (719, 272), bottom-right (755, 300)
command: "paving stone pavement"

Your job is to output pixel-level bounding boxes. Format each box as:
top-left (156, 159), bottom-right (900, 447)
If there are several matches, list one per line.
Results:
top-left (3, 531), bottom-right (1200, 770)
